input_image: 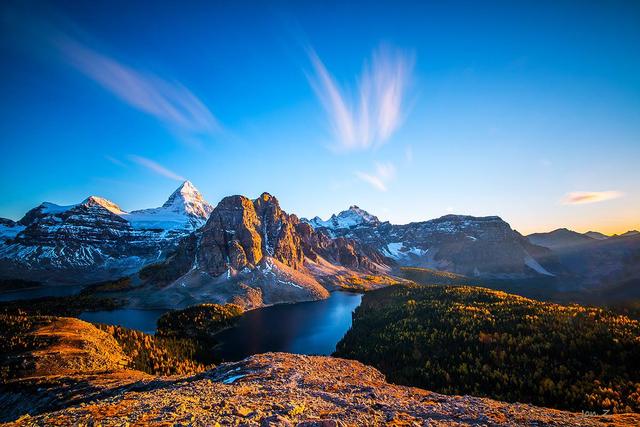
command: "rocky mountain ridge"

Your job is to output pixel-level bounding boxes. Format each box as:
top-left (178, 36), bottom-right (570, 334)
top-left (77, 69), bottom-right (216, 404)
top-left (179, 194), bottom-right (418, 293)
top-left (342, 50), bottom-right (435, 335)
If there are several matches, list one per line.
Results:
top-left (0, 181), bottom-right (212, 283)
top-left (527, 228), bottom-right (599, 250)
top-left (306, 208), bottom-right (556, 279)
top-left (129, 193), bottom-right (391, 309)
top-left (1, 186), bottom-right (637, 297)
top-left (305, 205), bottom-right (381, 230)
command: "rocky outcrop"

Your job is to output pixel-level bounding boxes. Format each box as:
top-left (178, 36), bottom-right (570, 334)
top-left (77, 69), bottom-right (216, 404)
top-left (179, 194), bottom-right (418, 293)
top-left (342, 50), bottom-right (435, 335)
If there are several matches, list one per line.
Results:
top-left (197, 193), bottom-right (304, 276)
top-left (3, 352), bottom-right (637, 426)
top-left (135, 193), bottom-right (390, 309)
top-left (296, 222), bottom-right (385, 271)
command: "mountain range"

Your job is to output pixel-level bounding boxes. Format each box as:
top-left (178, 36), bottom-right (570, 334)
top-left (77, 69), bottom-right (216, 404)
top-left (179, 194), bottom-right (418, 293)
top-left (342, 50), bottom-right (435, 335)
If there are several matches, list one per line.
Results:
top-left (0, 181), bottom-right (212, 283)
top-left (0, 181), bottom-right (638, 307)
top-left (525, 227), bottom-right (640, 297)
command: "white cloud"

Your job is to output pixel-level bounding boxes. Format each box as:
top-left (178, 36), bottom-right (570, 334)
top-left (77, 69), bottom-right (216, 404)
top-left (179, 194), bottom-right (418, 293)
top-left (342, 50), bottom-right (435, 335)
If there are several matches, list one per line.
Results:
top-left (307, 45), bottom-right (413, 151)
top-left (563, 191), bottom-right (623, 205)
top-left (53, 36), bottom-right (220, 146)
top-left (129, 155), bottom-right (185, 181)
top-left (355, 162), bottom-right (396, 192)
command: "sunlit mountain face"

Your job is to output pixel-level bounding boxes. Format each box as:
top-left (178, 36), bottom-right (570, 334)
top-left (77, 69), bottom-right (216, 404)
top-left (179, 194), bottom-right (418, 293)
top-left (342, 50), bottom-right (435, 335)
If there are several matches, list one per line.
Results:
top-left (0, 1), bottom-right (639, 425)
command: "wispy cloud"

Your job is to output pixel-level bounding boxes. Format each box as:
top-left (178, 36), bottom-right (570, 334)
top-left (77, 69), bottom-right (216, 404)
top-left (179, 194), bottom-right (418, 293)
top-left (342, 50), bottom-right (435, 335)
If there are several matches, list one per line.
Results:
top-left (129, 155), bottom-right (185, 182)
top-left (307, 45), bottom-right (413, 151)
top-left (405, 145), bottom-right (414, 164)
top-left (563, 191), bottom-right (623, 205)
top-left (105, 155), bottom-right (126, 167)
top-left (355, 162), bottom-right (396, 191)
top-left (2, 3), bottom-right (222, 148)
top-left (54, 36), bottom-right (220, 146)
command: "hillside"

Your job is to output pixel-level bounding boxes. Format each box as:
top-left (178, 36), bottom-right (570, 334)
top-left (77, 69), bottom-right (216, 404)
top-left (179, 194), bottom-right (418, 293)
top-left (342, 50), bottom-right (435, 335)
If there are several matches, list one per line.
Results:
top-left (335, 284), bottom-right (640, 414)
top-left (0, 314), bottom-right (129, 380)
top-left (400, 266), bottom-right (473, 285)
top-left (3, 352), bottom-right (638, 426)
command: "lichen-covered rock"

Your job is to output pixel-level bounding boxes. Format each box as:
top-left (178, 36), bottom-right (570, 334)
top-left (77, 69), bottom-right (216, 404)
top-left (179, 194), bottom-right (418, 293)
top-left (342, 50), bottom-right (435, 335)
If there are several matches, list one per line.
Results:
top-left (4, 352), bottom-right (638, 426)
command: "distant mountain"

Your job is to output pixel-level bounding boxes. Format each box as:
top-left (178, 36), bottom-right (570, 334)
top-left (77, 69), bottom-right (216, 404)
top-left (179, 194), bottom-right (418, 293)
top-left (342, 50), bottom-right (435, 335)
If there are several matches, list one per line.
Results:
top-left (132, 193), bottom-right (391, 309)
top-left (304, 205), bottom-right (381, 230)
top-left (2, 184), bottom-right (637, 300)
top-left (620, 230), bottom-right (640, 237)
top-left (533, 231), bottom-right (640, 291)
top-left (584, 231), bottom-right (608, 240)
top-left (527, 228), bottom-right (595, 250)
top-left (308, 209), bottom-right (556, 279)
top-left (0, 181), bottom-right (213, 283)
top-left (123, 181), bottom-right (213, 231)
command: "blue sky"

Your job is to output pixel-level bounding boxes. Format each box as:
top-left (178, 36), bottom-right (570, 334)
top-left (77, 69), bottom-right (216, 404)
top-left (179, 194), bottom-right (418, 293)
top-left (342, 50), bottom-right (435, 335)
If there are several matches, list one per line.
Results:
top-left (1, 0), bottom-right (639, 234)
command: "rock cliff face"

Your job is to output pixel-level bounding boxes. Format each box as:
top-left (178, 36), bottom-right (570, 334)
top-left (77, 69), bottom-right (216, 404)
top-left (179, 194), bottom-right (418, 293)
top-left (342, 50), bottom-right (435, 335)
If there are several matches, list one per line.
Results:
top-left (306, 208), bottom-right (557, 279)
top-left (197, 193), bottom-right (304, 276)
top-left (135, 193), bottom-right (389, 309)
top-left (3, 350), bottom-right (637, 426)
top-left (0, 182), bottom-right (212, 283)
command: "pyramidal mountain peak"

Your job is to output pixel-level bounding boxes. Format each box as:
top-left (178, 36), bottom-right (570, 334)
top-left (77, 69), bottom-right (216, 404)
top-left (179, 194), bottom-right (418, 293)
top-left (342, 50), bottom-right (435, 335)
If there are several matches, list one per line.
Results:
top-left (126, 180), bottom-right (213, 230)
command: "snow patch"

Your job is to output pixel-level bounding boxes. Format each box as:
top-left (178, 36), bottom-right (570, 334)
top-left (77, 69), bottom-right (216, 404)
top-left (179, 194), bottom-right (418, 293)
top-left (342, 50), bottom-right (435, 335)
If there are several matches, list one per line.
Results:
top-left (524, 254), bottom-right (554, 276)
top-left (383, 242), bottom-right (428, 260)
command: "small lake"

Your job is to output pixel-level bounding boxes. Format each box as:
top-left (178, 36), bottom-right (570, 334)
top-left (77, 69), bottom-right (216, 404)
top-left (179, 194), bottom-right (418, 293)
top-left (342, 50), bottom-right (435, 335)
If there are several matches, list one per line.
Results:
top-left (79, 309), bottom-right (167, 335)
top-left (214, 291), bottom-right (362, 361)
top-left (77, 291), bottom-right (362, 359)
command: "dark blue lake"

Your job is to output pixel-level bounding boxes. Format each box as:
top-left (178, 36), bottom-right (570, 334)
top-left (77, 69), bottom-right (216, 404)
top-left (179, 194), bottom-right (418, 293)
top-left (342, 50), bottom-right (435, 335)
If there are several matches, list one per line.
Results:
top-left (214, 291), bottom-right (362, 361)
top-left (77, 291), bottom-right (362, 360)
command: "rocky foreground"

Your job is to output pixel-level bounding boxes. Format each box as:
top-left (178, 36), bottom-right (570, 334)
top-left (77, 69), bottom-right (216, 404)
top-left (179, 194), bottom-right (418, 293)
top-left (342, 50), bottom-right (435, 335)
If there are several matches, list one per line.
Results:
top-left (3, 352), bottom-right (638, 426)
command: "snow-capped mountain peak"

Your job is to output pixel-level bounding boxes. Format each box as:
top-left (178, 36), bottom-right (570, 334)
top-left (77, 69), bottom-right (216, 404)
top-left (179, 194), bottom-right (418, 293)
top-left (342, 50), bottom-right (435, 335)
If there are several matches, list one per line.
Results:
top-left (306, 205), bottom-right (380, 230)
top-left (125, 181), bottom-right (213, 230)
top-left (161, 180), bottom-right (213, 218)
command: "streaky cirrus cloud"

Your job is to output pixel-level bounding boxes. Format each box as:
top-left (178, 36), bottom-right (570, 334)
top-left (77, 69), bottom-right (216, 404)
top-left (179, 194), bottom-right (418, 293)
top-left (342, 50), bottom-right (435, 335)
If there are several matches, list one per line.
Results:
top-left (52, 36), bottom-right (221, 146)
top-left (563, 191), bottom-right (623, 205)
top-left (307, 45), bottom-right (414, 151)
top-left (105, 155), bottom-right (126, 168)
top-left (355, 162), bottom-right (396, 192)
top-left (129, 155), bottom-right (185, 182)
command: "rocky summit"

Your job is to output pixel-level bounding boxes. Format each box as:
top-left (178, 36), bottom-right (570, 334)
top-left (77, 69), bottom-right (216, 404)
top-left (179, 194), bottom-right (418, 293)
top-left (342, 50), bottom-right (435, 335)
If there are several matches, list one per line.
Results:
top-left (131, 193), bottom-right (391, 309)
top-left (3, 351), bottom-right (637, 426)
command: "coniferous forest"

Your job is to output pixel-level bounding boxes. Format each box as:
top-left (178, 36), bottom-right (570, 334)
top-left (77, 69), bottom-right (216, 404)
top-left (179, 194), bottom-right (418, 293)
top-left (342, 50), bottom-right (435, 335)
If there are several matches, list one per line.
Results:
top-left (335, 284), bottom-right (640, 414)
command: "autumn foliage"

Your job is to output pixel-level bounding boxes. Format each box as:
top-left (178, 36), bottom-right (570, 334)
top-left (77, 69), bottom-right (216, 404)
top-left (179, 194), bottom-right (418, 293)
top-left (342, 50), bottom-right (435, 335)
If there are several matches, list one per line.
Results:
top-left (335, 284), bottom-right (640, 413)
